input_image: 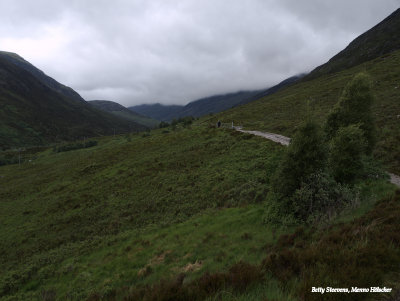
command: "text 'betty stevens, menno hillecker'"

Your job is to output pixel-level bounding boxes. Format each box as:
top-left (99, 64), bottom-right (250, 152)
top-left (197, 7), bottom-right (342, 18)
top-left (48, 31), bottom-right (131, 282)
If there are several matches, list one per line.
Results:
top-left (311, 287), bottom-right (392, 294)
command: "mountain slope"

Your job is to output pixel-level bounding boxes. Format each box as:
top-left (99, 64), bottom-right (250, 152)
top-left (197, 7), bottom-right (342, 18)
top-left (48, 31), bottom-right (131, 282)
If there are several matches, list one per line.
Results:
top-left (0, 53), bottom-right (146, 149)
top-left (89, 100), bottom-right (159, 128)
top-left (129, 74), bottom-right (304, 121)
top-left (129, 103), bottom-right (184, 121)
top-left (0, 51), bottom-right (85, 104)
top-left (176, 90), bottom-right (263, 119)
top-left (304, 8), bottom-right (400, 80)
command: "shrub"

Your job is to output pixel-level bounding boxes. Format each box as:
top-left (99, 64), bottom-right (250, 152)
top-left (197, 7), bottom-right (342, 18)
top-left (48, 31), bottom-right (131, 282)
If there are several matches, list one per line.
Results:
top-left (53, 141), bottom-right (98, 153)
top-left (291, 171), bottom-right (356, 222)
top-left (159, 121), bottom-right (169, 128)
top-left (265, 171), bottom-right (357, 224)
top-left (171, 117), bottom-right (195, 127)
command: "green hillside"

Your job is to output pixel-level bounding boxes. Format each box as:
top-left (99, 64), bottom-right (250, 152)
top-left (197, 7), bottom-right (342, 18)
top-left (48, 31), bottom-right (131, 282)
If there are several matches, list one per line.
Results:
top-left (89, 100), bottom-right (159, 128)
top-left (304, 8), bottom-right (400, 80)
top-left (2, 8), bottom-right (400, 301)
top-left (0, 126), bottom-right (281, 299)
top-left (213, 49), bottom-right (400, 174)
top-left (0, 54), bottom-right (147, 149)
top-left (0, 124), bottom-right (397, 300)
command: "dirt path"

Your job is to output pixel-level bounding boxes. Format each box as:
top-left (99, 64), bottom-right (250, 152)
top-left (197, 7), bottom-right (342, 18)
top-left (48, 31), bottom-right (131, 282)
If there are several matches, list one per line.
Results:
top-left (236, 128), bottom-right (400, 188)
top-left (389, 173), bottom-right (400, 187)
top-left (237, 129), bottom-right (291, 146)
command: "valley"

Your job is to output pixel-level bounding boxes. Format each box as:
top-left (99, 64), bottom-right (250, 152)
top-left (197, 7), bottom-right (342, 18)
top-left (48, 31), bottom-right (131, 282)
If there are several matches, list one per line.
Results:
top-left (1, 6), bottom-right (400, 301)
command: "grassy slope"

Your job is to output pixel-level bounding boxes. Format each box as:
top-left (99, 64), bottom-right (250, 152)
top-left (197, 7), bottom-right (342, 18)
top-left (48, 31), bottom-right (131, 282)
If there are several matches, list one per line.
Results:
top-left (0, 122), bottom-right (397, 300)
top-left (0, 125), bottom-right (284, 299)
top-left (212, 50), bottom-right (400, 174)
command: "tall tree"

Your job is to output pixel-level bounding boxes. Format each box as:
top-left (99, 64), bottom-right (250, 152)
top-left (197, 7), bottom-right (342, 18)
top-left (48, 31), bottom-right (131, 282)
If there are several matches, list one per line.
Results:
top-left (325, 72), bottom-right (375, 154)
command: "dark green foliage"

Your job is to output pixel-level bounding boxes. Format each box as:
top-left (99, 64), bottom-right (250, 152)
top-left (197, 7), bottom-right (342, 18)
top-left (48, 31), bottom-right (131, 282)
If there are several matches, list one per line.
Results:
top-left (171, 116), bottom-right (195, 127)
top-left (325, 72), bottom-right (375, 153)
top-left (52, 140), bottom-right (98, 153)
top-left (159, 121), bottom-right (170, 128)
top-left (266, 119), bottom-right (328, 224)
top-left (291, 172), bottom-right (355, 222)
top-left (266, 171), bottom-right (356, 225)
top-left (329, 125), bottom-right (367, 183)
top-left (271, 119), bottom-right (326, 200)
top-left (0, 146), bottom-right (47, 166)
top-left (125, 133), bottom-right (132, 142)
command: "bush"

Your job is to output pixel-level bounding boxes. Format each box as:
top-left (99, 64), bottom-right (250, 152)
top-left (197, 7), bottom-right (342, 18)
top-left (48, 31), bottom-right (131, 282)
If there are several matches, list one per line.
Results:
top-left (291, 171), bottom-right (356, 223)
top-left (329, 124), bottom-right (367, 183)
top-left (265, 171), bottom-right (357, 224)
top-left (171, 116), bottom-right (195, 127)
top-left (159, 121), bottom-right (169, 128)
top-left (53, 141), bottom-right (98, 153)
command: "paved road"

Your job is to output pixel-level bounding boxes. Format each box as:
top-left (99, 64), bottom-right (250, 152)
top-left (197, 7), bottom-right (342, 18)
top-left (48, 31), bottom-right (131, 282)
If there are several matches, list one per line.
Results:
top-left (236, 128), bottom-right (400, 188)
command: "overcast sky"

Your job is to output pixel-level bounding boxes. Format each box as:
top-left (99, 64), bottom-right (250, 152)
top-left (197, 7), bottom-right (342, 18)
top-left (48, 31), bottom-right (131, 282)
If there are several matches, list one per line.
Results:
top-left (0, 0), bottom-right (398, 106)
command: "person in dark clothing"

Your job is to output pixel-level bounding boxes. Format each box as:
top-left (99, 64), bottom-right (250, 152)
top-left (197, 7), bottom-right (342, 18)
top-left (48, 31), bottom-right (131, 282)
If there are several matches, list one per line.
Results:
top-left (217, 120), bottom-right (221, 128)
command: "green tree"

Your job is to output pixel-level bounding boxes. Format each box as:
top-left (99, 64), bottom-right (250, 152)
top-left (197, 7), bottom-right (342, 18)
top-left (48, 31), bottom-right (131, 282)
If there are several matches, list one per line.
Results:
top-left (325, 72), bottom-right (375, 153)
top-left (329, 124), bottom-right (367, 183)
top-left (271, 119), bottom-right (326, 200)
top-left (265, 119), bottom-right (327, 224)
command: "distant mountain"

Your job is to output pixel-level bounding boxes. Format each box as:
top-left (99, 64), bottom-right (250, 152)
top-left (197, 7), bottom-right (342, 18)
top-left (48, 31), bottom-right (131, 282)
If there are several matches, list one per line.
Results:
top-left (304, 8), bottom-right (400, 80)
top-left (129, 103), bottom-right (184, 121)
top-left (89, 100), bottom-right (159, 128)
top-left (129, 74), bottom-right (304, 121)
top-left (0, 52), bottom-right (146, 149)
top-left (175, 90), bottom-right (263, 119)
top-left (239, 74), bottom-right (306, 105)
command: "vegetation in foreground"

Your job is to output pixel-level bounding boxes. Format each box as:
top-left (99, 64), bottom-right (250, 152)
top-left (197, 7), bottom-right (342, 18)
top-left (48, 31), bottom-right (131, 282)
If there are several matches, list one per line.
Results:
top-left (1, 61), bottom-right (399, 300)
top-left (0, 116), bottom-right (398, 300)
top-left (0, 125), bottom-right (284, 299)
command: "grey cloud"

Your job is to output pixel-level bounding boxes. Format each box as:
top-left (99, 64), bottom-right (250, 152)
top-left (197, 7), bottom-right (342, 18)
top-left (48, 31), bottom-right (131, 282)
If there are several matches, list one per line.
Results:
top-left (0, 0), bottom-right (398, 106)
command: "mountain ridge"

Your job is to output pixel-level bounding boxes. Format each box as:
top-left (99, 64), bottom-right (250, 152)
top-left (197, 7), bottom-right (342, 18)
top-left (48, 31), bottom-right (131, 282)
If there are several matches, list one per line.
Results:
top-left (0, 51), bottom-right (85, 103)
top-left (304, 8), bottom-right (400, 80)
top-left (129, 74), bottom-right (305, 121)
top-left (0, 52), bottom-right (146, 149)
top-left (89, 100), bottom-right (159, 128)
